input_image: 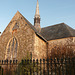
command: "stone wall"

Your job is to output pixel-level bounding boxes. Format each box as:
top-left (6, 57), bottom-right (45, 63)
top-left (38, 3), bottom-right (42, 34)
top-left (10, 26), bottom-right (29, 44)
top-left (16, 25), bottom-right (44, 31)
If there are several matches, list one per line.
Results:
top-left (73, 37), bottom-right (75, 52)
top-left (33, 34), bottom-right (47, 59)
top-left (73, 37), bottom-right (75, 42)
top-left (0, 11), bottom-right (48, 61)
top-left (0, 12), bottom-right (35, 61)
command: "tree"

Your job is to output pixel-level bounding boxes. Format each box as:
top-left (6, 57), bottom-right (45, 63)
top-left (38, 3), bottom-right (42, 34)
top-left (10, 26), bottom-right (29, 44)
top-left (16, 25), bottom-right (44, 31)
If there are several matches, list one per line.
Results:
top-left (48, 38), bottom-right (75, 58)
top-left (47, 38), bottom-right (75, 75)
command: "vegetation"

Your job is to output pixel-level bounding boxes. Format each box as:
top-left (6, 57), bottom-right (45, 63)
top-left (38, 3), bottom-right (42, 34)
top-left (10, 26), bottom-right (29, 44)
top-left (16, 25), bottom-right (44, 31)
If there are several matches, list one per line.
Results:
top-left (17, 51), bottom-right (40, 75)
top-left (49, 38), bottom-right (75, 58)
top-left (0, 66), bottom-right (1, 74)
top-left (47, 38), bottom-right (75, 75)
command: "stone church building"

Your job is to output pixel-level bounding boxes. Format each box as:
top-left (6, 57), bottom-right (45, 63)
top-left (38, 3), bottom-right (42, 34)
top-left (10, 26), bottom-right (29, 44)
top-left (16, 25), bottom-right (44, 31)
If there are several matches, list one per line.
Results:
top-left (0, 0), bottom-right (75, 61)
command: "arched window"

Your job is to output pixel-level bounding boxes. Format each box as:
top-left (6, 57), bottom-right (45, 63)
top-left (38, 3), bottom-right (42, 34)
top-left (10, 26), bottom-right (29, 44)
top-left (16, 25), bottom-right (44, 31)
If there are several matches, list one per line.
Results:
top-left (5, 37), bottom-right (18, 60)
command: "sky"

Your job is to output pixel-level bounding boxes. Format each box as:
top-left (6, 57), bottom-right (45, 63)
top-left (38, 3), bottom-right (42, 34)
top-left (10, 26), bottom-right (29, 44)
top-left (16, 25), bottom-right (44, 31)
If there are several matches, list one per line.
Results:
top-left (0, 0), bottom-right (75, 32)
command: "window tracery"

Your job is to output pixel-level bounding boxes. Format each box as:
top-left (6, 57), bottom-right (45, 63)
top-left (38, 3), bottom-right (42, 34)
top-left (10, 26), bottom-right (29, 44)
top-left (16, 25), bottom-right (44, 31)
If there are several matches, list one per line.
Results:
top-left (6, 37), bottom-right (18, 60)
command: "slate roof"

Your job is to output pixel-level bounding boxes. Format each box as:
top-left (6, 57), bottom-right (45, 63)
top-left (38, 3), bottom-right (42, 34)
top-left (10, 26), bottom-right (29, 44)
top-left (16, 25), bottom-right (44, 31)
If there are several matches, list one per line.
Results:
top-left (40, 23), bottom-right (75, 41)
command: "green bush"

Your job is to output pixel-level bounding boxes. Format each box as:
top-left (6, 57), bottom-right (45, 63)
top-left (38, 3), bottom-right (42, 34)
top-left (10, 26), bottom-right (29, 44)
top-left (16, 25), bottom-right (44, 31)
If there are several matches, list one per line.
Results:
top-left (17, 51), bottom-right (40, 75)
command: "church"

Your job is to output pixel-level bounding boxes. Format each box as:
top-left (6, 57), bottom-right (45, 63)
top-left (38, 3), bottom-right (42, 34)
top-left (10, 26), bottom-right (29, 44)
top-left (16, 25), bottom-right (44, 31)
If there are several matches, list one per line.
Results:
top-left (0, 0), bottom-right (75, 61)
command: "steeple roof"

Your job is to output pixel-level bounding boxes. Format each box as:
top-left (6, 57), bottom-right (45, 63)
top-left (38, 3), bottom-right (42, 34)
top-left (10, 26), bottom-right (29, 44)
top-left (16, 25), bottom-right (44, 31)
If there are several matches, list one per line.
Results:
top-left (35, 0), bottom-right (40, 18)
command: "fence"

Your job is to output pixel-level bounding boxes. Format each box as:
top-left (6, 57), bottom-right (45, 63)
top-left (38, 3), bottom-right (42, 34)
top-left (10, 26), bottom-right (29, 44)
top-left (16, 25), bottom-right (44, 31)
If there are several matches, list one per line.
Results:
top-left (0, 58), bottom-right (75, 75)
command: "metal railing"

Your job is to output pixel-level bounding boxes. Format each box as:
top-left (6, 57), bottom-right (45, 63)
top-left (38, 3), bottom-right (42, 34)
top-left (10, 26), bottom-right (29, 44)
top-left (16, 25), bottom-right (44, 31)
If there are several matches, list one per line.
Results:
top-left (0, 58), bottom-right (75, 75)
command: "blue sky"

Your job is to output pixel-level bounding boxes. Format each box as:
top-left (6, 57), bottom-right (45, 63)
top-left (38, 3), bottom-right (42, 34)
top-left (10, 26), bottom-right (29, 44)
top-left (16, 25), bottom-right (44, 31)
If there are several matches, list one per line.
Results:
top-left (0, 0), bottom-right (75, 32)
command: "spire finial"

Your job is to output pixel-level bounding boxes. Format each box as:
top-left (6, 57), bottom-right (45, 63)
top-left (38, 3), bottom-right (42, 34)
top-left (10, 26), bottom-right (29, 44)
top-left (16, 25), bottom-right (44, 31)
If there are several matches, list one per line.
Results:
top-left (35, 0), bottom-right (40, 18)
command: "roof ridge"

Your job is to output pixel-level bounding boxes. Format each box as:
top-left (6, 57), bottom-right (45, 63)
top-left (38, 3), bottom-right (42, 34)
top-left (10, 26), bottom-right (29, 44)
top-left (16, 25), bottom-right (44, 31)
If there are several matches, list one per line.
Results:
top-left (64, 23), bottom-right (73, 36)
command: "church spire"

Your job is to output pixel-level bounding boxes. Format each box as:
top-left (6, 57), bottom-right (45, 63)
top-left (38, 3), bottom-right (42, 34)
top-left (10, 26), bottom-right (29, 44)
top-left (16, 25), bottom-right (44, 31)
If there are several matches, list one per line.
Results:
top-left (34, 0), bottom-right (41, 33)
top-left (35, 0), bottom-right (40, 18)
